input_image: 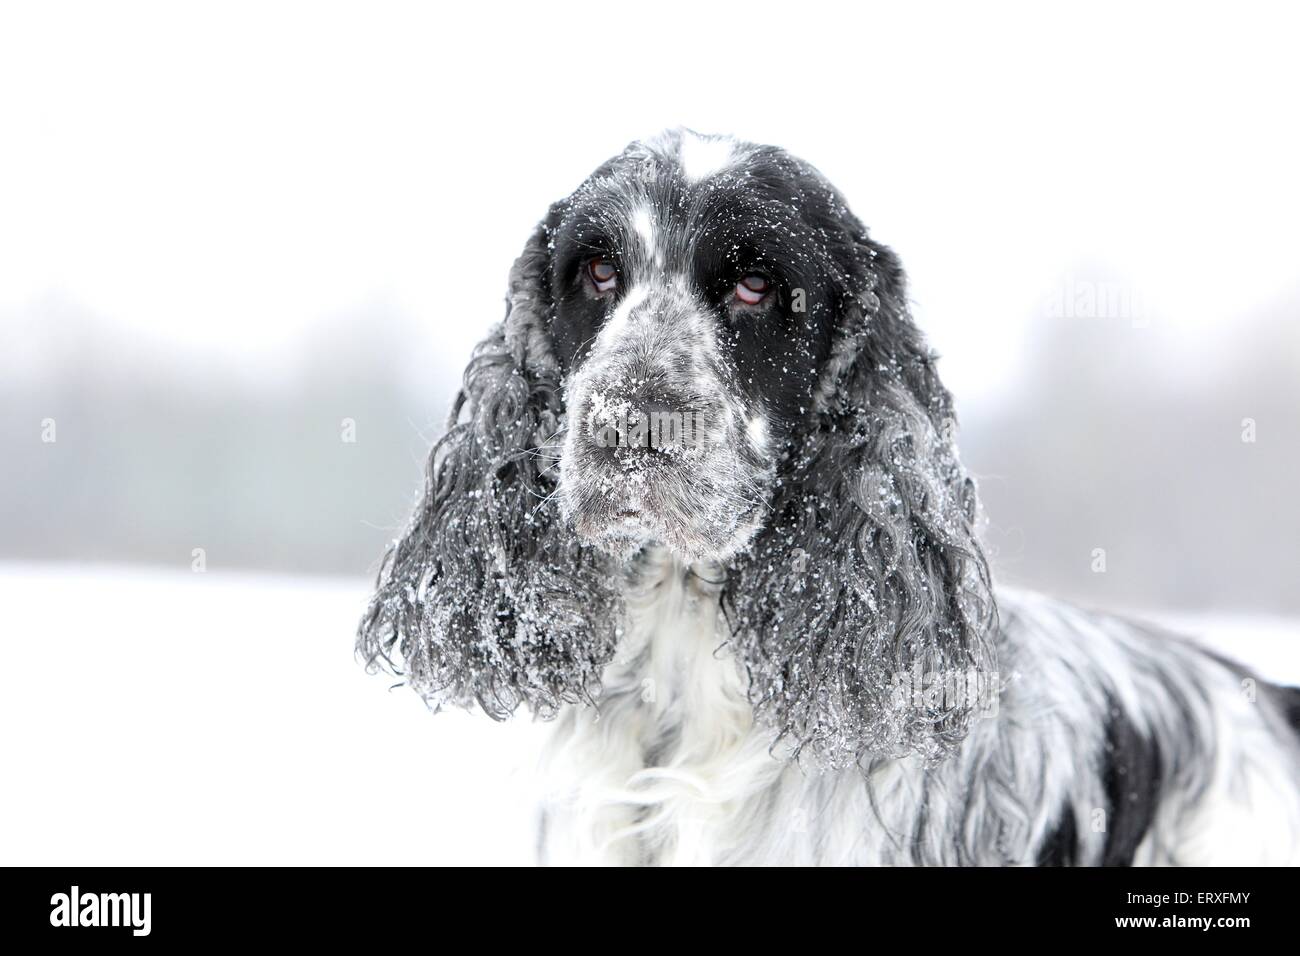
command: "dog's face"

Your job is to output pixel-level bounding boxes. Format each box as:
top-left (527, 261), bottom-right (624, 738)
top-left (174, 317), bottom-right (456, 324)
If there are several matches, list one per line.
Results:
top-left (547, 131), bottom-right (861, 561)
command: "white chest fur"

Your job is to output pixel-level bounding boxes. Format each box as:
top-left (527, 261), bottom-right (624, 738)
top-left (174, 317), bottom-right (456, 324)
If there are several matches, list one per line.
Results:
top-left (537, 547), bottom-right (800, 865)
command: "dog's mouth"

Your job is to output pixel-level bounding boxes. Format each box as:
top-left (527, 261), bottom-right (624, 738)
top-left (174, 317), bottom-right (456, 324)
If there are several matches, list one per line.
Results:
top-left (559, 460), bottom-right (772, 564)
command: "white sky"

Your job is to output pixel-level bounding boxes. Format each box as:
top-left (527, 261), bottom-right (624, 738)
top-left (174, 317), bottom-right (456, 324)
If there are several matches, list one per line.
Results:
top-left (2, 1), bottom-right (1298, 404)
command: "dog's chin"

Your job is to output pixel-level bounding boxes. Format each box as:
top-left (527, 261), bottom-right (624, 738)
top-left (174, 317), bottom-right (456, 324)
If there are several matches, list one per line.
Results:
top-left (563, 490), bottom-right (766, 565)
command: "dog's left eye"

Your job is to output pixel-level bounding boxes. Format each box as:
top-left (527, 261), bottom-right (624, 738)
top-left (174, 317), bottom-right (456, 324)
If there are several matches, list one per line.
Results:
top-left (588, 257), bottom-right (619, 293)
top-left (735, 274), bottom-right (770, 306)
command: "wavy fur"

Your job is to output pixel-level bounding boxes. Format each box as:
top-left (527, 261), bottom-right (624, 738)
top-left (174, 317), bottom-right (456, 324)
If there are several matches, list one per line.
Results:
top-left (357, 226), bottom-right (623, 719)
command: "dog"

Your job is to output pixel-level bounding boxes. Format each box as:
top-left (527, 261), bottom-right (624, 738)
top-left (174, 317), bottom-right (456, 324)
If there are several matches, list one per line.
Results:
top-left (358, 129), bottom-right (1300, 865)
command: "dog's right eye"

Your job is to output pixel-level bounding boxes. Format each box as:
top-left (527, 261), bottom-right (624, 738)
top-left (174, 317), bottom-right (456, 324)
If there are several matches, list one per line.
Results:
top-left (588, 257), bottom-right (618, 293)
top-left (735, 274), bottom-right (770, 306)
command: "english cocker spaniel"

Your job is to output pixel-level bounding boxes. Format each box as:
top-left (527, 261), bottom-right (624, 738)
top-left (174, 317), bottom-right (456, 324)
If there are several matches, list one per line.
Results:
top-left (358, 129), bottom-right (1300, 865)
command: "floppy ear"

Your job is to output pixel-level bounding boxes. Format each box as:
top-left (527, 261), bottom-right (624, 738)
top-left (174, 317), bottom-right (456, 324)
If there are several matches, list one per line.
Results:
top-left (725, 237), bottom-right (998, 767)
top-left (357, 223), bottom-right (622, 719)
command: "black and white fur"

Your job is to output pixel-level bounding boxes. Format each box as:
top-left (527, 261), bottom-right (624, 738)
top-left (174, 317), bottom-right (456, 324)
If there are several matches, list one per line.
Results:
top-left (359, 129), bottom-right (1300, 865)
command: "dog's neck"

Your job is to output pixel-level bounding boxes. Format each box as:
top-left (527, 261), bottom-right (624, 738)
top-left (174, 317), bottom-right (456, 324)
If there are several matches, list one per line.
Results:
top-left (608, 547), bottom-right (749, 761)
top-left (538, 546), bottom-right (784, 864)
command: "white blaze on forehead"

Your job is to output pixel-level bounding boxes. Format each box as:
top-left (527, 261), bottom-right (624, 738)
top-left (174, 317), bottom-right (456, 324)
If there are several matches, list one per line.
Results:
top-left (631, 204), bottom-right (663, 267)
top-left (746, 414), bottom-right (770, 454)
top-left (632, 206), bottom-right (654, 245)
top-left (596, 283), bottom-right (649, 348)
top-left (679, 133), bottom-right (734, 183)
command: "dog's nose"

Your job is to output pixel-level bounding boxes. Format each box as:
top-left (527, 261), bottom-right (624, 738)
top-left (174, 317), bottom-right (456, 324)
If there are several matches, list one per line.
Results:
top-left (621, 399), bottom-right (675, 451)
top-left (587, 396), bottom-right (695, 457)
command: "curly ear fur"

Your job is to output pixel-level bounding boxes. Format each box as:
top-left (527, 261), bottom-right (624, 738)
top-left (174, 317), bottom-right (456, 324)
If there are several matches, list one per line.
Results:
top-left (356, 224), bottom-right (622, 719)
top-left (725, 238), bottom-right (999, 767)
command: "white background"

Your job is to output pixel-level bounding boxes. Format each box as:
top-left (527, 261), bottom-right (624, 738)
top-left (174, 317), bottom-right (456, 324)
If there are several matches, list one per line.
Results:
top-left (2, 1), bottom-right (1299, 865)
top-left (5, 1), bottom-right (1299, 404)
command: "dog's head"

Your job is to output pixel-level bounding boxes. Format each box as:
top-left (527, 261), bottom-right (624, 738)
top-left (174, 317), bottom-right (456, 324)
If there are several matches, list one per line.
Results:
top-left (359, 130), bottom-right (997, 765)
top-left (550, 131), bottom-right (852, 561)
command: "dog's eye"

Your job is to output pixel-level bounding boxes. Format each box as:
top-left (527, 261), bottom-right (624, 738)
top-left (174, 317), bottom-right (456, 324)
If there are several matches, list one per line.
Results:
top-left (735, 274), bottom-right (770, 306)
top-left (588, 257), bottom-right (618, 293)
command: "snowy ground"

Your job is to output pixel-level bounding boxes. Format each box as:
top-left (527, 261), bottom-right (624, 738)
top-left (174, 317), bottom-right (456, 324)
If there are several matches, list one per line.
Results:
top-left (0, 564), bottom-right (544, 866)
top-left (1, 563), bottom-right (1297, 866)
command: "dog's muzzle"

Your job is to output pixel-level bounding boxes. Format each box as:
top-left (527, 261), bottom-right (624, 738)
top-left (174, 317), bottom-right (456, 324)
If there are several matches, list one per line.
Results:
top-left (556, 287), bottom-right (770, 561)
